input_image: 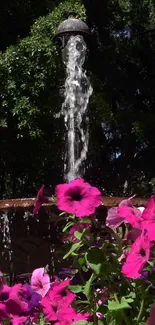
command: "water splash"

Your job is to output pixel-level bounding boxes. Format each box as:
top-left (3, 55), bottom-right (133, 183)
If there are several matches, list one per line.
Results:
top-left (62, 35), bottom-right (93, 182)
top-left (1, 211), bottom-right (12, 264)
top-left (23, 211), bottom-right (31, 236)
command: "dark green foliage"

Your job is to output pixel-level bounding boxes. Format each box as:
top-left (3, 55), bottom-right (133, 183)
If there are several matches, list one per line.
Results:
top-left (1, 0), bottom-right (155, 198)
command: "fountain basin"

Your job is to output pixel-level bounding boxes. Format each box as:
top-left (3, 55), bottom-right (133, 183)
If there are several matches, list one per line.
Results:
top-left (0, 196), bottom-right (147, 210)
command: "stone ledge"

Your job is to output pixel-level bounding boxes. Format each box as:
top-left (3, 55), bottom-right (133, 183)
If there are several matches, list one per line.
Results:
top-left (0, 196), bottom-right (147, 210)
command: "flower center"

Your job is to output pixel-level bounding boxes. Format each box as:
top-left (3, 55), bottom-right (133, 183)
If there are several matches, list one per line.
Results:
top-left (0, 292), bottom-right (9, 301)
top-left (139, 248), bottom-right (146, 257)
top-left (60, 289), bottom-right (67, 297)
top-left (69, 189), bottom-right (82, 201)
top-left (38, 281), bottom-right (43, 289)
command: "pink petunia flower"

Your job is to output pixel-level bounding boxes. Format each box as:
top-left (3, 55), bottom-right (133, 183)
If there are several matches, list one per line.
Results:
top-left (140, 196), bottom-right (155, 241)
top-left (10, 316), bottom-right (29, 325)
top-left (30, 267), bottom-right (50, 297)
top-left (117, 195), bottom-right (155, 241)
top-left (56, 178), bottom-right (102, 218)
top-left (126, 228), bottom-right (142, 242)
top-left (106, 195), bottom-right (139, 229)
top-left (41, 279), bottom-right (76, 321)
top-left (42, 279), bottom-right (75, 310)
top-left (122, 233), bottom-right (151, 279)
top-left (41, 298), bottom-right (75, 322)
top-left (117, 206), bottom-right (143, 229)
top-left (33, 185), bottom-right (50, 216)
top-left (54, 308), bottom-right (90, 325)
top-left (147, 303), bottom-right (155, 325)
top-left (0, 285), bottom-right (13, 319)
top-left (5, 284), bottom-right (28, 316)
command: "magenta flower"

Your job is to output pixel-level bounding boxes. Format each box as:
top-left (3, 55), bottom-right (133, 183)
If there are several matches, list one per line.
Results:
top-left (41, 297), bottom-right (58, 321)
top-left (41, 298), bottom-right (75, 322)
top-left (147, 303), bottom-right (155, 325)
top-left (122, 233), bottom-right (151, 279)
top-left (56, 178), bottom-right (102, 217)
top-left (106, 195), bottom-right (138, 229)
top-left (5, 284), bottom-right (28, 316)
top-left (118, 206), bottom-right (143, 229)
top-left (10, 316), bottom-right (29, 325)
top-left (140, 196), bottom-right (155, 241)
top-left (41, 279), bottom-right (76, 321)
top-left (33, 185), bottom-right (50, 216)
top-left (30, 267), bottom-right (50, 297)
top-left (43, 305), bottom-right (89, 325)
top-left (55, 309), bottom-right (90, 325)
top-left (0, 285), bottom-right (12, 319)
top-left (126, 228), bottom-right (141, 242)
top-left (42, 279), bottom-right (75, 310)
top-left (117, 195), bottom-right (155, 241)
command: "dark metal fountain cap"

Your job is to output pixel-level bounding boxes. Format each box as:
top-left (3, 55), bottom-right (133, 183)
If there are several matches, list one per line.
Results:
top-left (54, 14), bottom-right (90, 49)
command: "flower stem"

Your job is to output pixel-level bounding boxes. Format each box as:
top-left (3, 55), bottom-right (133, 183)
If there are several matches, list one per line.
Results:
top-left (114, 293), bottom-right (130, 325)
top-left (93, 312), bottom-right (98, 325)
top-left (136, 297), bottom-right (144, 322)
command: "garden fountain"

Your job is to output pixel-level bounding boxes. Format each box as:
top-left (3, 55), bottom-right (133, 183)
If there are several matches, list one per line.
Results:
top-left (54, 14), bottom-right (93, 181)
top-left (0, 16), bottom-right (147, 279)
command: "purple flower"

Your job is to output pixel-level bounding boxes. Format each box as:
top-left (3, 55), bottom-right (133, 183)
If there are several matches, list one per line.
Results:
top-left (23, 284), bottom-right (41, 311)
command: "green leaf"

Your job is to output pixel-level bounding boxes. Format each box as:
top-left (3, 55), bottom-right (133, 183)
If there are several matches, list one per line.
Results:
top-left (79, 218), bottom-right (91, 224)
top-left (125, 297), bottom-right (134, 303)
top-left (59, 211), bottom-right (66, 216)
top-left (83, 273), bottom-right (96, 299)
top-left (148, 261), bottom-right (155, 267)
top-left (63, 242), bottom-right (83, 259)
top-left (74, 230), bottom-right (84, 240)
top-left (62, 221), bottom-right (74, 232)
top-left (85, 247), bottom-right (103, 274)
top-left (2, 319), bottom-right (11, 325)
top-left (106, 310), bottom-right (123, 325)
top-left (98, 321), bottom-right (104, 325)
top-left (126, 291), bottom-right (136, 300)
top-left (68, 285), bottom-right (84, 293)
top-left (76, 300), bottom-right (90, 305)
top-left (108, 297), bottom-right (131, 311)
top-left (78, 257), bottom-right (85, 266)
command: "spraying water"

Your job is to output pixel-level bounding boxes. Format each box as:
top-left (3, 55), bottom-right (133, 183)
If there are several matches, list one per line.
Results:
top-left (62, 35), bottom-right (93, 182)
top-left (1, 211), bottom-right (13, 267)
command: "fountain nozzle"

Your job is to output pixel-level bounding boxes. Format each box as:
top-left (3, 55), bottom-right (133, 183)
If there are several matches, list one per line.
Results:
top-left (53, 15), bottom-right (90, 56)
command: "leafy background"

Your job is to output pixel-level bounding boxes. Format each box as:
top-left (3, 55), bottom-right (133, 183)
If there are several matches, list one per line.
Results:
top-left (1, 0), bottom-right (155, 198)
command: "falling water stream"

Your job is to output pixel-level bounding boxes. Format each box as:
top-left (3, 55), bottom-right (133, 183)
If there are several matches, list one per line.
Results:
top-left (0, 211), bottom-right (13, 274)
top-left (62, 35), bottom-right (93, 182)
top-left (0, 35), bottom-right (93, 277)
